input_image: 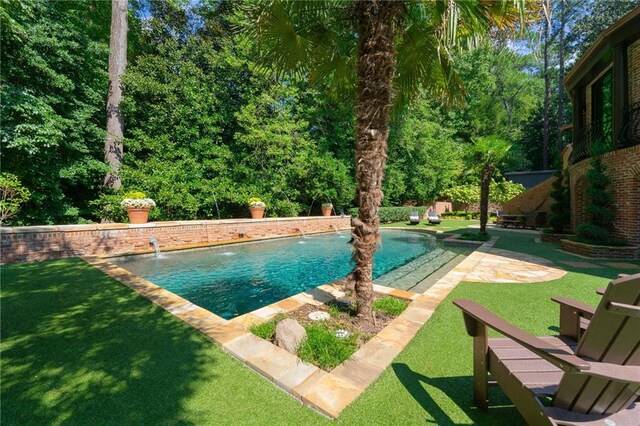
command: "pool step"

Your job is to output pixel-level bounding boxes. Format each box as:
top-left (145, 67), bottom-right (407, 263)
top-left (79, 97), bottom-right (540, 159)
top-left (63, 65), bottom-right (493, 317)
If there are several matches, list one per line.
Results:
top-left (389, 250), bottom-right (459, 291)
top-left (408, 253), bottom-right (468, 293)
top-left (374, 248), bottom-right (444, 287)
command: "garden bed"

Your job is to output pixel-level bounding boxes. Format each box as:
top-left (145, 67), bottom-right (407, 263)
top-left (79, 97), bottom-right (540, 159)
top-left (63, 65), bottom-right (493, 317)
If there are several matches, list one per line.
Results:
top-left (250, 294), bottom-right (408, 371)
top-left (560, 239), bottom-right (639, 259)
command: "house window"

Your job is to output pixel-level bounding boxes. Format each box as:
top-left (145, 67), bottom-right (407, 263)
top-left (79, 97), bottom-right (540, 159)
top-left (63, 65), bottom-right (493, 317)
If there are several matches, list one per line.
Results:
top-left (591, 68), bottom-right (613, 150)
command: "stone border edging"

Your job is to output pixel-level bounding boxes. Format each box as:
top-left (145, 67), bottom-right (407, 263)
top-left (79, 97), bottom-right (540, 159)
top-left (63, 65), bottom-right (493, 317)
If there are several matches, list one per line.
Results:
top-left (82, 236), bottom-right (497, 419)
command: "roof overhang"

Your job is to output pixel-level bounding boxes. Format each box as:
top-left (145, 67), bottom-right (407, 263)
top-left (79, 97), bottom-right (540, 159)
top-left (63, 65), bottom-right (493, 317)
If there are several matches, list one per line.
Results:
top-left (563, 7), bottom-right (640, 93)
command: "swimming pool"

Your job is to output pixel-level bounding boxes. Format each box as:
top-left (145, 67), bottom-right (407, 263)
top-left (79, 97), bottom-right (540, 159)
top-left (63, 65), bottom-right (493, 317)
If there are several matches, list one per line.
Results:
top-left (110, 230), bottom-right (439, 319)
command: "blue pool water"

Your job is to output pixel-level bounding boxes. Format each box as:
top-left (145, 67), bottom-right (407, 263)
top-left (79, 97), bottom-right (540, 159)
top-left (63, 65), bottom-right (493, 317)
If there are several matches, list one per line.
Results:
top-left (111, 230), bottom-right (437, 319)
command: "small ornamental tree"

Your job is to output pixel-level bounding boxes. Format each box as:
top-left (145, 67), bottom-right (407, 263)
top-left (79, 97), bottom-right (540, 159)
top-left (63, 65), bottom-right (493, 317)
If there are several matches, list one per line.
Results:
top-left (447, 185), bottom-right (480, 214)
top-left (576, 150), bottom-right (616, 245)
top-left (0, 173), bottom-right (31, 225)
top-left (548, 166), bottom-right (571, 234)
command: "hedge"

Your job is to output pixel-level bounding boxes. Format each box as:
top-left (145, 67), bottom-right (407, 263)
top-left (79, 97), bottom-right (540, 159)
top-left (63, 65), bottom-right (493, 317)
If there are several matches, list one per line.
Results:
top-left (348, 206), bottom-right (428, 223)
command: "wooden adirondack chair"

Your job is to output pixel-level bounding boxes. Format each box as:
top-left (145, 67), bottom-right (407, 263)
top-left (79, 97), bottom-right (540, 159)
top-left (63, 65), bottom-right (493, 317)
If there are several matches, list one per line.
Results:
top-left (553, 279), bottom-right (625, 341)
top-left (454, 273), bottom-right (640, 425)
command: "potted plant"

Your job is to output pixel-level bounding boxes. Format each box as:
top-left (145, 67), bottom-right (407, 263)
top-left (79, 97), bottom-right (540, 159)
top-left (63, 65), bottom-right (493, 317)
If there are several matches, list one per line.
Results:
top-left (248, 197), bottom-right (266, 219)
top-left (321, 202), bottom-right (333, 216)
top-left (120, 191), bottom-right (156, 224)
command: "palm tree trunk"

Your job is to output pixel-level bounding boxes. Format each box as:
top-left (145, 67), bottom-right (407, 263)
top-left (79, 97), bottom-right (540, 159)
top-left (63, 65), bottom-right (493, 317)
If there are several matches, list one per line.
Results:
top-left (104, 0), bottom-right (128, 190)
top-left (479, 165), bottom-right (491, 235)
top-left (349, 1), bottom-right (399, 324)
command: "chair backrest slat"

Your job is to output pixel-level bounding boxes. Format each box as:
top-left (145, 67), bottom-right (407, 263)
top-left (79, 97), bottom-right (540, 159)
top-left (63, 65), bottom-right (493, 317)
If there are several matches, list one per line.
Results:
top-left (552, 273), bottom-right (640, 415)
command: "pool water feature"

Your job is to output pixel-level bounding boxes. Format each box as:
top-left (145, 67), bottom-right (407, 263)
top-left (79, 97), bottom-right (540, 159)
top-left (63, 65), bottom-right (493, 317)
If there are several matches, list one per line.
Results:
top-left (110, 230), bottom-right (459, 319)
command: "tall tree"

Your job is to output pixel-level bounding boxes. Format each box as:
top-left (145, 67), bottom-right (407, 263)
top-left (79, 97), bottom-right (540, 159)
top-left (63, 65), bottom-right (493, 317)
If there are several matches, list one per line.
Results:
top-left (556, 0), bottom-right (566, 152)
top-left (104, 0), bottom-right (128, 190)
top-left (541, 0), bottom-right (552, 169)
top-left (245, 0), bottom-right (529, 324)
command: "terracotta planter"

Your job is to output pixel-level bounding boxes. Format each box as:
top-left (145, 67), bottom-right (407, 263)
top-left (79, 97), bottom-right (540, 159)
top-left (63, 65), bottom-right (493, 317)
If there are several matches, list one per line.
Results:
top-left (321, 206), bottom-right (333, 216)
top-left (126, 207), bottom-right (151, 224)
top-left (250, 206), bottom-right (265, 219)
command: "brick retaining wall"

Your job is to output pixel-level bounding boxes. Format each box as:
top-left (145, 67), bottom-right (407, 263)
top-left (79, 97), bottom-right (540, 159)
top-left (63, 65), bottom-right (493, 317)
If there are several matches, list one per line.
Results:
top-left (560, 239), bottom-right (640, 259)
top-left (1, 216), bottom-right (352, 263)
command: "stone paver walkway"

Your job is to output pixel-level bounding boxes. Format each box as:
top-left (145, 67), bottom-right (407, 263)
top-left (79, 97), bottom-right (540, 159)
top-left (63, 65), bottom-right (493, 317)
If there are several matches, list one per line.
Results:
top-left (463, 248), bottom-right (566, 283)
top-left (82, 233), bottom-right (568, 419)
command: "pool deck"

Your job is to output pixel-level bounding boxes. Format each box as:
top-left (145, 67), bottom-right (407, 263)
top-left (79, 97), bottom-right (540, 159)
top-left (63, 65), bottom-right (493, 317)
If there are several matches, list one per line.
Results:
top-left (82, 234), bottom-right (566, 419)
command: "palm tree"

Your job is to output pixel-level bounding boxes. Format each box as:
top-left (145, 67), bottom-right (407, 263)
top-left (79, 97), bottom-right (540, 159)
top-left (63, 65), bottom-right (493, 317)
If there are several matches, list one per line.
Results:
top-left (244, 0), bottom-right (530, 324)
top-left (472, 136), bottom-right (511, 236)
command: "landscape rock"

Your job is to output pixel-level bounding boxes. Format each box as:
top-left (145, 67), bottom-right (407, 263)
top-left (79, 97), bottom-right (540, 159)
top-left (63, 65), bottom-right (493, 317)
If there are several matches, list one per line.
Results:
top-left (274, 318), bottom-right (306, 353)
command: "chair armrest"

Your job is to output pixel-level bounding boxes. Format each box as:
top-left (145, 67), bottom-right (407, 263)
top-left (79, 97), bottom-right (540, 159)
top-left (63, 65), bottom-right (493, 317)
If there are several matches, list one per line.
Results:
top-left (551, 296), bottom-right (595, 320)
top-left (584, 362), bottom-right (640, 384)
top-left (453, 299), bottom-right (591, 373)
top-left (596, 287), bottom-right (606, 295)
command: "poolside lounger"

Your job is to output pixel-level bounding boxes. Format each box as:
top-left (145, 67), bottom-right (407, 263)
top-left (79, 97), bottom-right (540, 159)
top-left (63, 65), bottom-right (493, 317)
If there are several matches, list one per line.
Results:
top-left (427, 210), bottom-right (441, 225)
top-left (454, 272), bottom-right (640, 425)
top-left (408, 211), bottom-right (420, 225)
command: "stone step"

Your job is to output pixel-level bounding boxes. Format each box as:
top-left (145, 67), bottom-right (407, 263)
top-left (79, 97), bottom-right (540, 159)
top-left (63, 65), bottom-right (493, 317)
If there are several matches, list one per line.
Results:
top-left (374, 248), bottom-right (444, 286)
top-left (390, 250), bottom-right (459, 290)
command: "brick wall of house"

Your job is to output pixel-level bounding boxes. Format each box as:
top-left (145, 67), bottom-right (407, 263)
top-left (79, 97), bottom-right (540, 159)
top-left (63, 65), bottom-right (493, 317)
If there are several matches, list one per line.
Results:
top-left (502, 176), bottom-right (555, 214)
top-left (629, 39), bottom-right (640, 104)
top-left (1, 216), bottom-right (352, 263)
top-left (568, 144), bottom-right (640, 245)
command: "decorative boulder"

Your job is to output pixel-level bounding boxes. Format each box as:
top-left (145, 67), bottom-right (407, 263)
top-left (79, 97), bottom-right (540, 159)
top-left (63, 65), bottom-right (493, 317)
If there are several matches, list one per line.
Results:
top-left (274, 319), bottom-right (306, 354)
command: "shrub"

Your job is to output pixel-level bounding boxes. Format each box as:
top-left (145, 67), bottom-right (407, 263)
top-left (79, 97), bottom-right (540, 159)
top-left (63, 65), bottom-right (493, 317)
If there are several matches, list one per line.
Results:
top-left (90, 193), bottom-right (128, 223)
top-left (548, 165), bottom-right (571, 233)
top-left (576, 153), bottom-right (616, 245)
top-left (0, 173), bottom-right (30, 225)
top-left (372, 297), bottom-right (408, 316)
top-left (348, 206), bottom-right (428, 223)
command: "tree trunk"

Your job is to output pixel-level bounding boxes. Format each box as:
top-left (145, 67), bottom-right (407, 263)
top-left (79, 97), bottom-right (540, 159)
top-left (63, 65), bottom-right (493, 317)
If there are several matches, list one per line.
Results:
top-left (542, 0), bottom-right (552, 170)
top-left (104, 0), bottom-right (128, 190)
top-left (479, 165), bottom-right (491, 235)
top-left (349, 1), bottom-right (399, 324)
top-left (556, 0), bottom-right (566, 153)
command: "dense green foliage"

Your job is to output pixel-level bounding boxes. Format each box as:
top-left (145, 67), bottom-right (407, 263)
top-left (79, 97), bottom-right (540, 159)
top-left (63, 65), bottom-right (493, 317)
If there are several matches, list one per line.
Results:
top-left (1, 0), bottom-right (111, 224)
top-left (2, 0), bottom-right (631, 225)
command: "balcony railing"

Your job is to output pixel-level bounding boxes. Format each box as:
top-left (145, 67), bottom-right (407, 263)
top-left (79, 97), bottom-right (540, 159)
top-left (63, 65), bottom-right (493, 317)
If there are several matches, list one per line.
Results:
top-left (569, 102), bottom-right (640, 165)
top-left (618, 101), bottom-right (640, 149)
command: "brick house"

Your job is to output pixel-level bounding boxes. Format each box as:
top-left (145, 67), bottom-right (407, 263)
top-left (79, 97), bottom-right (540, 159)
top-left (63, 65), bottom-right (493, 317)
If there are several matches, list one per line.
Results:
top-left (563, 7), bottom-right (640, 246)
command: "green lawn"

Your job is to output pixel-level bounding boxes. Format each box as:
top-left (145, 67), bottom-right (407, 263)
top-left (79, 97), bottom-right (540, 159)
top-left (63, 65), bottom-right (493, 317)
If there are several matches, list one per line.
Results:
top-left (382, 218), bottom-right (480, 233)
top-left (3, 231), bottom-right (639, 425)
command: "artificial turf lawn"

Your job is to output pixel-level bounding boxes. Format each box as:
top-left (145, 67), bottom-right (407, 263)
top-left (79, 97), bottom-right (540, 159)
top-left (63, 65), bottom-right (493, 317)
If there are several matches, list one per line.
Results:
top-left (3, 230), bottom-right (639, 425)
top-left (382, 218), bottom-right (480, 233)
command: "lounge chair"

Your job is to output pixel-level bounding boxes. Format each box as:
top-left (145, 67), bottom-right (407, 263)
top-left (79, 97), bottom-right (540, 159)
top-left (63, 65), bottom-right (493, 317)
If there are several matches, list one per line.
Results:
top-left (427, 210), bottom-right (441, 225)
top-left (408, 211), bottom-right (420, 225)
top-left (454, 272), bottom-right (640, 425)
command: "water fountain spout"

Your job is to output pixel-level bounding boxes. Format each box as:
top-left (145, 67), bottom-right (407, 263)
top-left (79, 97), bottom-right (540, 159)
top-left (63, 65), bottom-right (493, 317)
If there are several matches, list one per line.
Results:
top-left (238, 229), bottom-right (246, 238)
top-left (330, 224), bottom-right (340, 234)
top-left (296, 227), bottom-right (307, 238)
top-left (149, 236), bottom-right (161, 256)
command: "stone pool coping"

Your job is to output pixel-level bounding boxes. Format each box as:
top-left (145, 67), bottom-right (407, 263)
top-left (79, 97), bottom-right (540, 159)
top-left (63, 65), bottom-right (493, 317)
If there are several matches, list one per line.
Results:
top-left (82, 236), bottom-right (497, 418)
